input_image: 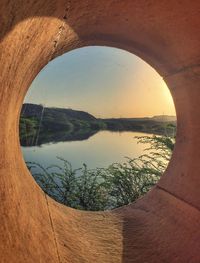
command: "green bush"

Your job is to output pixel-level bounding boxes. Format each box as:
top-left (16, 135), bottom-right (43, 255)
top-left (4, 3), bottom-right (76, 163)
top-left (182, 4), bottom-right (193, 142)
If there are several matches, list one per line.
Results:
top-left (27, 135), bottom-right (175, 211)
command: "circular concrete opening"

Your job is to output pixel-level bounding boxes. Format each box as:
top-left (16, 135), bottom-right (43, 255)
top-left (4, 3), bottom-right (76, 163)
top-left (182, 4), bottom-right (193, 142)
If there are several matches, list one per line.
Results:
top-left (1, 2), bottom-right (199, 262)
top-left (20, 46), bottom-right (176, 211)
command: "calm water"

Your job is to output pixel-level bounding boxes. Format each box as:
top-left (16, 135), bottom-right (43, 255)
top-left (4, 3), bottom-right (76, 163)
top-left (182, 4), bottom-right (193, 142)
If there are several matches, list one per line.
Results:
top-left (21, 131), bottom-right (152, 169)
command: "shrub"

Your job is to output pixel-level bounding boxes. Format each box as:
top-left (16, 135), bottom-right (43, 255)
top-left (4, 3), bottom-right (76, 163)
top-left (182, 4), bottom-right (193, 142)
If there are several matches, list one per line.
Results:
top-left (27, 135), bottom-right (175, 211)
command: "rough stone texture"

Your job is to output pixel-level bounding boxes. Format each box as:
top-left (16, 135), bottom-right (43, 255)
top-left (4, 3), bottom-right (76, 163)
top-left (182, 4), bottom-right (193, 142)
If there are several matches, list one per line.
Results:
top-left (0, 0), bottom-right (200, 262)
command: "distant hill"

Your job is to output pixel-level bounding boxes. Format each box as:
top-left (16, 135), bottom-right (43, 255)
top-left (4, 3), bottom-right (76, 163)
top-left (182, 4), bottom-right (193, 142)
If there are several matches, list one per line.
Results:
top-left (20, 104), bottom-right (177, 146)
top-left (104, 115), bottom-right (176, 122)
top-left (21, 103), bottom-right (176, 123)
top-left (151, 115), bottom-right (176, 122)
top-left (20, 104), bottom-right (106, 146)
top-left (21, 103), bottom-right (96, 121)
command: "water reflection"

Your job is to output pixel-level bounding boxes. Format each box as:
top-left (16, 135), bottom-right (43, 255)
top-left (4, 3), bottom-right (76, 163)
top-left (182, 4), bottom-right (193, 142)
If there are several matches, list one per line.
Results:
top-left (22, 131), bottom-right (152, 169)
top-left (20, 129), bottom-right (98, 146)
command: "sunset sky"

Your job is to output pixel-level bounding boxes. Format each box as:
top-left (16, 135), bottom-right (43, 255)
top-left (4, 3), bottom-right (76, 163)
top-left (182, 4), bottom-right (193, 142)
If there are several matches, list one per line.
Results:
top-left (25, 46), bottom-right (176, 118)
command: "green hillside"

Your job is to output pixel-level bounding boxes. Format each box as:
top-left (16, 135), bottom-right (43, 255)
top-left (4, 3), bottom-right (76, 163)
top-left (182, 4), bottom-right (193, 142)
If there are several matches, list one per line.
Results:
top-left (20, 104), bottom-right (176, 146)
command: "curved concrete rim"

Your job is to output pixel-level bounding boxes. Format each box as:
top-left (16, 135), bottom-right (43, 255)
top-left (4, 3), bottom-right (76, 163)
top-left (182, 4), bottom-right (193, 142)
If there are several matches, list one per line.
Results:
top-left (0, 1), bottom-right (200, 262)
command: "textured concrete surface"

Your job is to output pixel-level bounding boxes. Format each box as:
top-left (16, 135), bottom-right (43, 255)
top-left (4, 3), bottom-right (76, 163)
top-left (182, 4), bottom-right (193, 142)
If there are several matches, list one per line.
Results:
top-left (0, 1), bottom-right (200, 262)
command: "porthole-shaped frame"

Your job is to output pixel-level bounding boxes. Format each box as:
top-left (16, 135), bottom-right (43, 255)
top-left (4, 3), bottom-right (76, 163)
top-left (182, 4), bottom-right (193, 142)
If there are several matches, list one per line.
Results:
top-left (0, 1), bottom-right (200, 262)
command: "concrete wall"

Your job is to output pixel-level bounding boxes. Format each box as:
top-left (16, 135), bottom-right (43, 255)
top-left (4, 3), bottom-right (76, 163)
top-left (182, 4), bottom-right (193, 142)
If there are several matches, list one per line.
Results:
top-left (0, 1), bottom-right (200, 262)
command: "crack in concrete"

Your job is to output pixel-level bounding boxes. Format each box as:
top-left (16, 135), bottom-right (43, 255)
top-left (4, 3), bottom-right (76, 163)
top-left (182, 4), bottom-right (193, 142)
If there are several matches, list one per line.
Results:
top-left (44, 194), bottom-right (61, 263)
top-left (49, 1), bottom-right (71, 62)
top-left (164, 63), bottom-right (200, 78)
top-left (157, 185), bottom-right (200, 214)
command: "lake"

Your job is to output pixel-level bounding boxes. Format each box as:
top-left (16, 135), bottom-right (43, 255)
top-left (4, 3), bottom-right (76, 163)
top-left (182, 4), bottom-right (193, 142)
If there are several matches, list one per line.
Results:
top-left (21, 130), bottom-right (152, 170)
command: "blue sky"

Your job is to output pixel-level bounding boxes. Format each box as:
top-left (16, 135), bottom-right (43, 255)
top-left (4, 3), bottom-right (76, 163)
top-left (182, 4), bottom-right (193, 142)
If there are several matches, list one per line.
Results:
top-left (25, 46), bottom-right (176, 118)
